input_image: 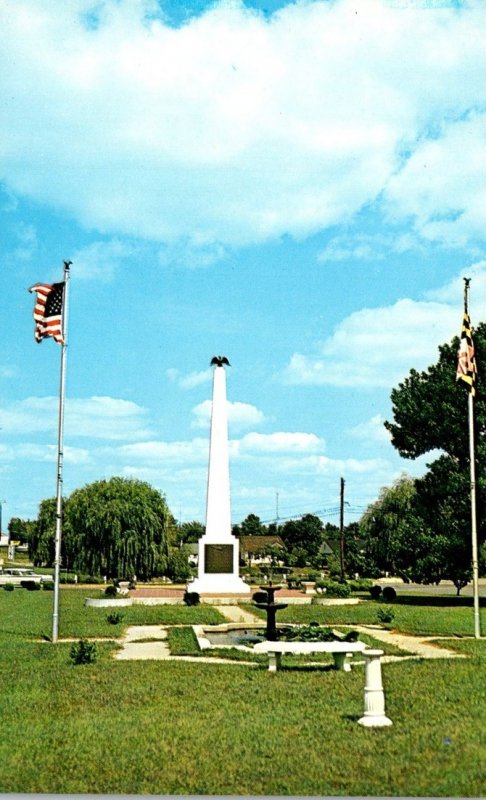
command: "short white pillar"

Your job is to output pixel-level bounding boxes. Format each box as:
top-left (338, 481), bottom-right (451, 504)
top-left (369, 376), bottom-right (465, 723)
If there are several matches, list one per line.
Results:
top-left (358, 649), bottom-right (393, 727)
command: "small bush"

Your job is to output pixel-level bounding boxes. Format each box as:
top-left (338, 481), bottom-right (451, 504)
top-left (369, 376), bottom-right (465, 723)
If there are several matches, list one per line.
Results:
top-left (348, 578), bottom-right (373, 593)
top-left (369, 584), bottom-right (382, 600)
top-left (2, 583), bottom-right (15, 592)
top-left (42, 581), bottom-right (55, 591)
top-left (106, 611), bottom-right (124, 625)
top-left (183, 590), bottom-right (200, 606)
top-left (382, 585), bottom-right (397, 602)
top-left (252, 590), bottom-right (269, 604)
top-left (281, 625), bottom-right (360, 643)
top-left (69, 639), bottom-right (97, 665)
top-left (104, 584), bottom-right (118, 597)
top-left (315, 579), bottom-right (351, 598)
top-left (20, 580), bottom-right (41, 591)
top-left (377, 606), bottom-right (395, 625)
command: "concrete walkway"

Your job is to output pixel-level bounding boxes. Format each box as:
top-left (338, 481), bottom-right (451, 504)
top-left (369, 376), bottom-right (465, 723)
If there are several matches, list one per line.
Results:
top-left (114, 624), bottom-right (255, 665)
top-left (113, 618), bottom-right (468, 664)
top-left (354, 625), bottom-right (466, 660)
top-left (217, 605), bottom-right (262, 624)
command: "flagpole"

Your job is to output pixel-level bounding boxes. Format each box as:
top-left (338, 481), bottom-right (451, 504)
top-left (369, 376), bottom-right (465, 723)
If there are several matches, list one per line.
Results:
top-left (52, 260), bottom-right (71, 643)
top-left (463, 278), bottom-right (481, 640)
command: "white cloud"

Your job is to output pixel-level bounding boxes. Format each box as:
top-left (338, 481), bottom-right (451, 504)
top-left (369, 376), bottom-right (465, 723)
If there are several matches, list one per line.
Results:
top-left (385, 113), bottom-right (486, 247)
top-left (0, 395), bottom-right (152, 440)
top-left (118, 438), bottom-right (208, 462)
top-left (167, 367), bottom-right (212, 389)
top-left (70, 239), bottom-right (138, 281)
top-left (2, 1), bottom-right (486, 247)
top-left (317, 231), bottom-right (422, 263)
top-left (349, 414), bottom-right (391, 445)
top-left (191, 399), bottom-right (265, 429)
top-left (283, 297), bottom-right (457, 388)
top-left (0, 365), bottom-right (18, 379)
top-left (238, 431), bottom-right (323, 453)
top-left (0, 442), bottom-right (90, 464)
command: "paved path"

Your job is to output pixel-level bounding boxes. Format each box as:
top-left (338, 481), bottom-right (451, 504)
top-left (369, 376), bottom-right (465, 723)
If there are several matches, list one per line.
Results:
top-left (217, 605), bottom-right (262, 624)
top-left (354, 625), bottom-right (465, 660)
top-left (114, 624), bottom-right (255, 665)
top-left (113, 618), bottom-right (468, 664)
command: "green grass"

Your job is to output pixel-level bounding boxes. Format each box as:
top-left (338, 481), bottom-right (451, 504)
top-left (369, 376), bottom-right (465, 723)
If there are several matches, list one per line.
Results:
top-left (247, 597), bottom-right (486, 637)
top-left (0, 587), bottom-right (226, 640)
top-left (0, 588), bottom-right (485, 795)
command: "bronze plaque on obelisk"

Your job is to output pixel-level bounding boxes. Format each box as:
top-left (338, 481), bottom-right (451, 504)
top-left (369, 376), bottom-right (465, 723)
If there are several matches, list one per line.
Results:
top-left (205, 544), bottom-right (233, 573)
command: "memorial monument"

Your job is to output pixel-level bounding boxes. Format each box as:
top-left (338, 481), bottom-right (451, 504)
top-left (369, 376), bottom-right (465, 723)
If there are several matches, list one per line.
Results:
top-left (189, 356), bottom-right (250, 595)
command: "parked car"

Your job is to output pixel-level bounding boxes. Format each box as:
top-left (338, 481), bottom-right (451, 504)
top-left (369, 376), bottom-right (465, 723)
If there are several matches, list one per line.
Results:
top-left (0, 568), bottom-right (50, 586)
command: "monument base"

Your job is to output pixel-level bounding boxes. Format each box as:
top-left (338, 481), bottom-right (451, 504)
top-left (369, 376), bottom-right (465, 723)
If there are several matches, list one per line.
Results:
top-left (188, 574), bottom-right (251, 595)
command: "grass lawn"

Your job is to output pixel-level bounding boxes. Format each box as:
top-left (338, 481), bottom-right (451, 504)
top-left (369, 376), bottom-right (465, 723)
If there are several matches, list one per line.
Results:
top-left (0, 588), bottom-right (485, 796)
top-left (248, 594), bottom-right (486, 637)
top-left (0, 587), bottom-right (225, 639)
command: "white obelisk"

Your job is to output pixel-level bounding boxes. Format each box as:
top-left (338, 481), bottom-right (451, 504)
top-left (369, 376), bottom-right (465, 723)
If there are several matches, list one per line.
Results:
top-left (190, 358), bottom-right (250, 594)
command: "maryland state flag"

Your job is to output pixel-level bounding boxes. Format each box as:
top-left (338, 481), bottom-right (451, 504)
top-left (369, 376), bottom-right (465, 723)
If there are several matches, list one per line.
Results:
top-left (456, 311), bottom-right (477, 396)
top-left (29, 281), bottom-right (65, 344)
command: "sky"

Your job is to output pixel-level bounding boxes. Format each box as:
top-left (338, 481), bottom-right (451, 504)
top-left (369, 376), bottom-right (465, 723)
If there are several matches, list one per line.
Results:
top-left (2, 0), bottom-right (486, 532)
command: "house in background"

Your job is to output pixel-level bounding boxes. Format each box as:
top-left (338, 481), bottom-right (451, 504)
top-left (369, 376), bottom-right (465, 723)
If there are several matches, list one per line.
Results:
top-left (238, 535), bottom-right (286, 567)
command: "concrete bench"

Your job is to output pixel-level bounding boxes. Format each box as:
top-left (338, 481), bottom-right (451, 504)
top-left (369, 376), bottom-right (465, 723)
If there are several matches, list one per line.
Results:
top-left (253, 640), bottom-right (368, 672)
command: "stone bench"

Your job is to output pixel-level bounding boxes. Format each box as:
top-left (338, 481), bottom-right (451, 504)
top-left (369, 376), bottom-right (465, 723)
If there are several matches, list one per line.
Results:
top-left (253, 639), bottom-right (368, 672)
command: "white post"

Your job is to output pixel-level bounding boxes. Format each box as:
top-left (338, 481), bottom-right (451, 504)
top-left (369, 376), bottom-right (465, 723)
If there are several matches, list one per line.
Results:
top-left (468, 392), bottom-right (481, 639)
top-left (358, 649), bottom-right (393, 727)
top-left (52, 261), bottom-right (71, 643)
top-left (463, 279), bottom-right (481, 639)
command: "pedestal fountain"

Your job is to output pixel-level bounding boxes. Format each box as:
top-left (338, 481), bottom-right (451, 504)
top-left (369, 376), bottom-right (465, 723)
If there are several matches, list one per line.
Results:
top-left (253, 581), bottom-right (288, 641)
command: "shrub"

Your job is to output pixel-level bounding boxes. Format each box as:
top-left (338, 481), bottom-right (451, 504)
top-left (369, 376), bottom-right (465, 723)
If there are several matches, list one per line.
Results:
top-left (382, 585), bottom-right (397, 602)
top-left (106, 611), bottom-right (124, 625)
top-left (377, 606), bottom-right (395, 625)
top-left (183, 590), bottom-right (200, 606)
top-left (69, 639), bottom-right (97, 665)
top-left (281, 625), bottom-right (359, 643)
top-left (252, 590), bottom-right (269, 604)
top-left (369, 584), bottom-right (382, 600)
top-left (42, 581), bottom-right (55, 591)
top-left (315, 579), bottom-right (351, 598)
top-left (2, 583), bottom-right (14, 592)
top-left (21, 580), bottom-right (41, 591)
top-left (104, 584), bottom-right (118, 597)
top-left (348, 578), bottom-right (373, 593)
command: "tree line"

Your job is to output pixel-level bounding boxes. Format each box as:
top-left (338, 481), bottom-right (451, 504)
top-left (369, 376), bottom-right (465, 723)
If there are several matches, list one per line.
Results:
top-left (8, 323), bottom-right (486, 589)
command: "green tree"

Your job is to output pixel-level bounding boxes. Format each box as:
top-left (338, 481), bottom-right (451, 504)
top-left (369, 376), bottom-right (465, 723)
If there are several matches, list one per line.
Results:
top-left (176, 520), bottom-right (204, 545)
top-left (359, 475), bottom-right (422, 577)
top-left (8, 517), bottom-right (29, 544)
top-left (64, 477), bottom-right (172, 580)
top-left (236, 513), bottom-right (267, 537)
top-left (280, 514), bottom-right (323, 563)
top-left (384, 323), bottom-right (486, 589)
top-left (28, 499), bottom-right (57, 567)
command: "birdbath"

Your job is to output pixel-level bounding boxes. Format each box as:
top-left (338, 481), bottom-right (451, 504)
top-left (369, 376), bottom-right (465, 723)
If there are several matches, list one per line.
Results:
top-left (254, 581), bottom-right (288, 641)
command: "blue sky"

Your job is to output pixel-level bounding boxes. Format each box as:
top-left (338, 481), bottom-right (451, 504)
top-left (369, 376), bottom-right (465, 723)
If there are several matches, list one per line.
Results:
top-left (2, 0), bottom-right (486, 531)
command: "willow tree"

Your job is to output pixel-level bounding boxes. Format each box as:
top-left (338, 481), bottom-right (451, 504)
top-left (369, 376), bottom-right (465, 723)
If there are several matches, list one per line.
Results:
top-left (64, 477), bottom-right (172, 580)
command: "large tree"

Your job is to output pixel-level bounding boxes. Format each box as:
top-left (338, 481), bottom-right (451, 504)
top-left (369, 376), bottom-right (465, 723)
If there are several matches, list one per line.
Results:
top-left (383, 322), bottom-right (486, 588)
top-left (280, 513), bottom-right (324, 563)
top-left (64, 477), bottom-right (172, 580)
top-left (359, 475), bottom-right (422, 578)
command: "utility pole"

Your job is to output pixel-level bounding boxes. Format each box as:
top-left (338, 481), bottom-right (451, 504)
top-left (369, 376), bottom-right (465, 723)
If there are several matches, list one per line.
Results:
top-left (339, 477), bottom-right (345, 581)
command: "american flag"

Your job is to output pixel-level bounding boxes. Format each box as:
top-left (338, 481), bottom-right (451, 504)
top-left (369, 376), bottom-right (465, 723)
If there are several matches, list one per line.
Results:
top-left (29, 282), bottom-right (65, 344)
top-left (456, 311), bottom-right (477, 396)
